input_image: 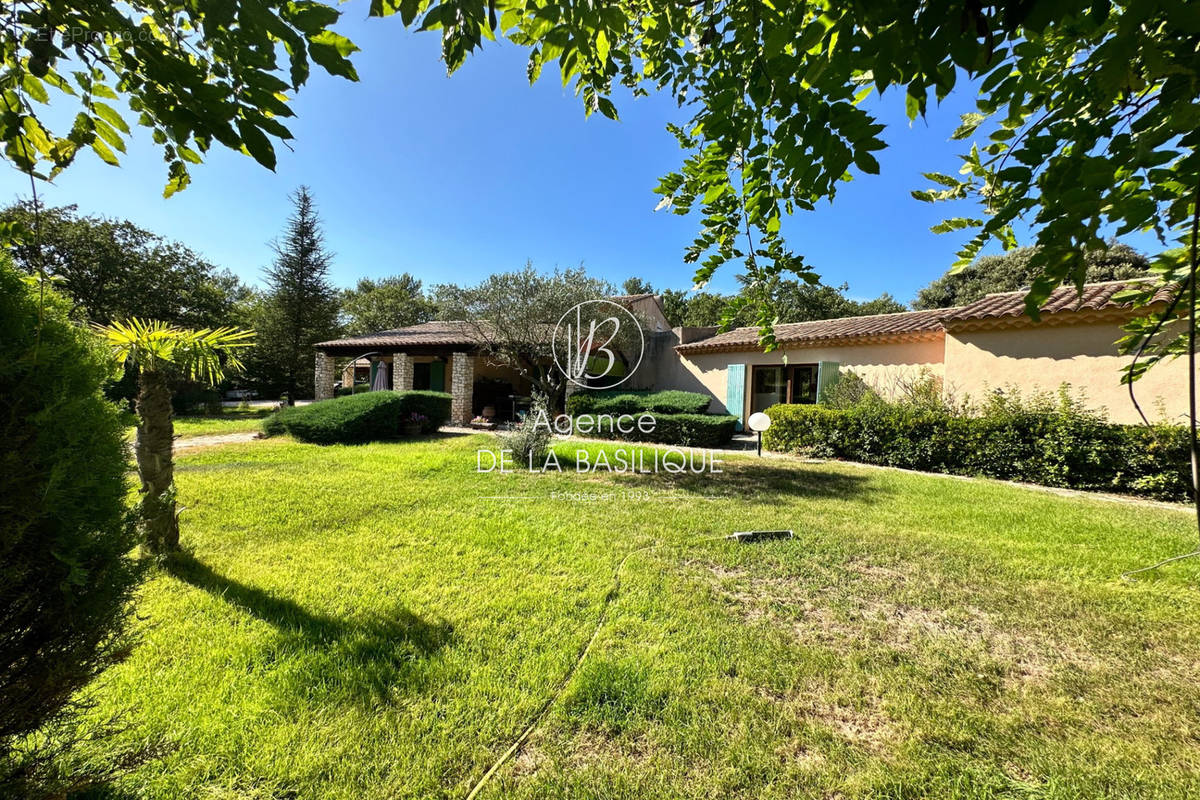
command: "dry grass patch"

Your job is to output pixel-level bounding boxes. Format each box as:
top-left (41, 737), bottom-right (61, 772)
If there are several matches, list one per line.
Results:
top-left (701, 558), bottom-right (1098, 689)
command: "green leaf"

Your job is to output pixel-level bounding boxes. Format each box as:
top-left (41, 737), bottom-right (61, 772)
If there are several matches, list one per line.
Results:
top-left (905, 89), bottom-right (924, 121)
top-left (89, 136), bottom-right (120, 166)
top-left (236, 120), bottom-right (277, 170)
top-left (595, 29), bottom-right (610, 64)
top-left (702, 183), bottom-right (728, 204)
top-left (285, 0), bottom-right (340, 35)
top-left (308, 31), bottom-right (360, 81)
top-left (596, 97), bottom-right (619, 121)
top-left (951, 112), bottom-right (986, 140)
top-left (163, 160), bottom-right (191, 198)
top-left (21, 75), bottom-right (49, 104)
top-left (92, 102), bottom-right (130, 134)
top-left (853, 152), bottom-right (880, 174)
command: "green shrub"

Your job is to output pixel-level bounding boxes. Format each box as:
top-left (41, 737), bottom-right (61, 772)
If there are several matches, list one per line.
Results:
top-left (566, 389), bottom-right (648, 416)
top-left (0, 262), bottom-right (141, 794)
top-left (497, 393), bottom-right (552, 469)
top-left (761, 398), bottom-right (1191, 501)
top-left (335, 383), bottom-right (372, 397)
top-left (171, 382), bottom-right (222, 415)
top-left (642, 390), bottom-right (713, 414)
top-left (821, 369), bottom-right (879, 410)
top-left (401, 391), bottom-right (454, 432)
top-left (264, 390), bottom-right (451, 444)
top-left (585, 412), bottom-right (738, 448)
top-left (566, 389), bottom-right (710, 416)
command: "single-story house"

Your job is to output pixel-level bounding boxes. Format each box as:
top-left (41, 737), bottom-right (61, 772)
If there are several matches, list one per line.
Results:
top-left (314, 281), bottom-right (1186, 427)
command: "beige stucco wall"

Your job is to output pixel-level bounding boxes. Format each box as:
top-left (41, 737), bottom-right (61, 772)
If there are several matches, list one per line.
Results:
top-left (944, 320), bottom-right (1189, 425)
top-left (673, 336), bottom-right (947, 420)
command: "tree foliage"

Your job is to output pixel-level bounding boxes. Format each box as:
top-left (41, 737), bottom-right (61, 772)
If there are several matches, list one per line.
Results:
top-left (340, 274), bottom-right (437, 336)
top-left (5, 1), bottom-right (1198, 348)
top-left (661, 279), bottom-right (906, 328)
top-left (0, 202), bottom-right (249, 327)
top-left (914, 242), bottom-right (1152, 309)
top-left (0, 258), bottom-right (139, 795)
top-left (396, 0), bottom-right (1199, 344)
top-left (251, 186), bottom-right (341, 401)
top-left (1, 0), bottom-right (358, 194)
top-left (620, 277), bottom-right (654, 296)
top-left (434, 263), bottom-right (639, 402)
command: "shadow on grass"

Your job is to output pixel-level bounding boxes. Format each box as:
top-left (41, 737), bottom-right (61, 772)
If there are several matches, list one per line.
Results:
top-left (552, 446), bottom-right (880, 503)
top-left (165, 553), bottom-right (453, 705)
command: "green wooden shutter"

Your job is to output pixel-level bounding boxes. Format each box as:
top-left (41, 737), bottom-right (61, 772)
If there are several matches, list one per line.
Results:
top-left (816, 361), bottom-right (841, 405)
top-left (726, 363), bottom-right (746, 431)
top-left (430, 361), bottom-right (445, 392)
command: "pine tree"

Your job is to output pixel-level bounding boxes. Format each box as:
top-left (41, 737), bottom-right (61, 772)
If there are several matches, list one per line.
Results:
top-left (255, 187), bottom-right (341, 402)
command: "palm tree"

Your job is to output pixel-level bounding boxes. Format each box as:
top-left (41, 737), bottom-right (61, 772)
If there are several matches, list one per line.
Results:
top-left (97, 319), bottom-right (254, 555)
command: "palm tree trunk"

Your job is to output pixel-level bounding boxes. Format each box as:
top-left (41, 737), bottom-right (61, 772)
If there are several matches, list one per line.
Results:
top-left (135, 368), bottom-right (179, 554)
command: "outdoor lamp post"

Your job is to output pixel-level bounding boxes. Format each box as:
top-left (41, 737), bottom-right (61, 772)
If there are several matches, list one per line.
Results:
top-left (748, 412), bottom-right (771, 457)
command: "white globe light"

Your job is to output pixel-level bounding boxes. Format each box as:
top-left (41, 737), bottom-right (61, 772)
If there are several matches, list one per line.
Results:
top-left (747, 412), bottom-right (771, 432)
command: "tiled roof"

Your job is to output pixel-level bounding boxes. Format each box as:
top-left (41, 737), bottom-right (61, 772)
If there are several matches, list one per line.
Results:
top-left (674, 308), bottom-right (949, 354)
top-left (316, 321), bottom-right (490, 350)
top-left (943, 279), bottom-right (1175, 324)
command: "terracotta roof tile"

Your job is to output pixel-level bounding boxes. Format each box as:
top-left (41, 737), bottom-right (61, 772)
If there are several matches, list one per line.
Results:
top-left (943, 279), bottom-right (1174, 324)
top-left (316, 321), bottom-right (490, 350)
top-left (674, 308), bottom-right (949, 354)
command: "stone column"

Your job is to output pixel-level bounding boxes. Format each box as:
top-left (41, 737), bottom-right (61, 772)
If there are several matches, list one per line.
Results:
top-left (449, 352), bottom-right (474, 424)
top-left (314, 352), bottom-right (335, 401)
top-left (392, 353), bottom-right (413, 392)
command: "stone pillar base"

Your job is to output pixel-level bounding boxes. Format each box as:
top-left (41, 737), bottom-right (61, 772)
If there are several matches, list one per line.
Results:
top-left (315, 352), bottom-right (335, 401)
top-left (392, 353), bottom-right (413, 392)
top-left (449, 352), bottom-right (474, 424)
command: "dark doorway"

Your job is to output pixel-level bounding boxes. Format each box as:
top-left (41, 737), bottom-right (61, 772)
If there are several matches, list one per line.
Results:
top-left (413, 361), bottom-right (446, 392)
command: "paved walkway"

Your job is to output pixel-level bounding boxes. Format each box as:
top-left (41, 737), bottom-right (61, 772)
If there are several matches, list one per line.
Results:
top-left (175, 431), bottom-right (262, 450)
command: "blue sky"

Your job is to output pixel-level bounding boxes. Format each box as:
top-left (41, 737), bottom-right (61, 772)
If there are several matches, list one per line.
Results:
top-left (0, 11), bottom-right (1162, 304)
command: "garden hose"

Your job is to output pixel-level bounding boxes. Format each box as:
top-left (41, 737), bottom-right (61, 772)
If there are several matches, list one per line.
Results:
top-left (462, 532), bottom-right (734, 800)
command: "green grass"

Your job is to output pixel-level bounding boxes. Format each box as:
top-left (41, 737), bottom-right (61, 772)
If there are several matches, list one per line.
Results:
top-left (172, 408), bottom-right (274, 437)
top-left (122, 407), bottom-right (274, 439)
top-left (73, 435), bottom-right (1200, 799)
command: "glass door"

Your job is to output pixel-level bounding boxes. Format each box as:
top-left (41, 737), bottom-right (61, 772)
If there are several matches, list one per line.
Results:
top-left (790, 365), bottom-right (818, 404)
top-left (751, 366), bottom-right (787, 413)
top-left (751, 364), bottom-right (819, 411)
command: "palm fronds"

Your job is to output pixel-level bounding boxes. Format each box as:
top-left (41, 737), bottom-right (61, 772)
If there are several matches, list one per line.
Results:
top-left (95, 319), bottom-right (254, 384)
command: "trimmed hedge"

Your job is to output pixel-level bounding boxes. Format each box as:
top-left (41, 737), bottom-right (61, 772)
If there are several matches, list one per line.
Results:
top-left (335, 383), bottom-right (372, 397)
top-left (567, 389), bottom-right (711, 416)
top-left (761, 403), bottom-right (1191, 501)
top-left (263, 390), bottom-right (451, 444)
top-left (1, 260), bottom-right (139, 794)
top-left (582, 412), bottom-right (738, 448)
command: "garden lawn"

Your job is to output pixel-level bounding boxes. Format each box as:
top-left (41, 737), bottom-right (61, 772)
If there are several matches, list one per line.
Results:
top-left (74, 435), bottom-right (1200, 799)
top-left (122, 407), bottom-right (274, 439)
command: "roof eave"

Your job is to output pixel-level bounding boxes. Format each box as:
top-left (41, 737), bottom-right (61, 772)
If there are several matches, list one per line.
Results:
top-left (675, 328), bottom-right (945, 356)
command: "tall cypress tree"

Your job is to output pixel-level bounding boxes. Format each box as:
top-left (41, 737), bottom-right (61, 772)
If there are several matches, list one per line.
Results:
top-left (256, 187), bottom-right (341, 402)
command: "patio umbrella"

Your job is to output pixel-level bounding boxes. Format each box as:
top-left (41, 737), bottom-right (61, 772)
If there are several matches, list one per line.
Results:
top-left (370, 361), bottom-right (389, 391)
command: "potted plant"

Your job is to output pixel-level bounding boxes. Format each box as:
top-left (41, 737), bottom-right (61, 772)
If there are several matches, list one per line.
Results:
top-left (404, 412), bottom-right (427, 437)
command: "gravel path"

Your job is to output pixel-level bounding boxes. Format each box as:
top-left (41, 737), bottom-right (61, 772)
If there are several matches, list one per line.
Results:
top-left (175, 431), bottom-right (262, 450)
